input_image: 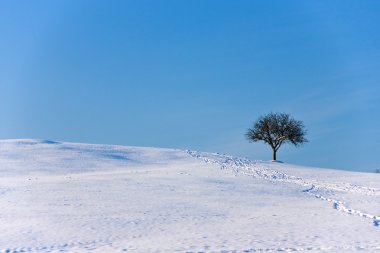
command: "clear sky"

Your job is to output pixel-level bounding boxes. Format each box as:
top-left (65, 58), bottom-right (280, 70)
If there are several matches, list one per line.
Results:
top-left (1, 1), bottom-right (379, 172)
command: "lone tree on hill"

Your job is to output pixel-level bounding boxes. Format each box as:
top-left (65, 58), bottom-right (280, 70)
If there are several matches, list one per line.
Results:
top-left (245, 112), bottom-right (308, 161)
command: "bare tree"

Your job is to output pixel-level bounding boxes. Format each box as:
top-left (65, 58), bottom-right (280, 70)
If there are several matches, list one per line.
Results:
top-left (246, 112), bottom-right (308, 161)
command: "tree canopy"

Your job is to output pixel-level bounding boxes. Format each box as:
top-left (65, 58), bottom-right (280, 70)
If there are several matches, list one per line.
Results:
top-left (246, 112), bottom-right (308, 161)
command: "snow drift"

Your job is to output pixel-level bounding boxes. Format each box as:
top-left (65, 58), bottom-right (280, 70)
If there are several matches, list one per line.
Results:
top-left (0, 139), bottom-right (379, 252)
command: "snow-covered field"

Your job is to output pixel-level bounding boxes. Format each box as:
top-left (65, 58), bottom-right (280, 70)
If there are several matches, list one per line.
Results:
top-left (0, 139), bottom-right (379, 252)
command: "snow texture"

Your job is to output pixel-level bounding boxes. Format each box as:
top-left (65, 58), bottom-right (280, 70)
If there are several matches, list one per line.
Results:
top-left (0, 139), bottom-right (379, 252)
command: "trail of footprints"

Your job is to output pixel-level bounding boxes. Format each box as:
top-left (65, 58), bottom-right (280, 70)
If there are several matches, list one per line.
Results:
top-left (187, 150), bottom-right (380, 227)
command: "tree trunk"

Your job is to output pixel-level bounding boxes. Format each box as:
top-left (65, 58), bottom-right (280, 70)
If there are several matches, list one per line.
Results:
top-left (272, 149), bottom-right (277, 161)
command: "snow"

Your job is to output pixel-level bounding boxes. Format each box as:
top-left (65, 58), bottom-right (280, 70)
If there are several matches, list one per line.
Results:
top-left (0, 139), bottom-right (379, 252)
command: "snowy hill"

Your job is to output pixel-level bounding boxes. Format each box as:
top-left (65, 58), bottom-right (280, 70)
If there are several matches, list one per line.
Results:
top-left (0, 139), bottom-right (379, 252)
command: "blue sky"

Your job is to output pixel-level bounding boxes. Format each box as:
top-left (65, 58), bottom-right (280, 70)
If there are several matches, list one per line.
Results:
top-left (1, 1), bottom-right (379, 172)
